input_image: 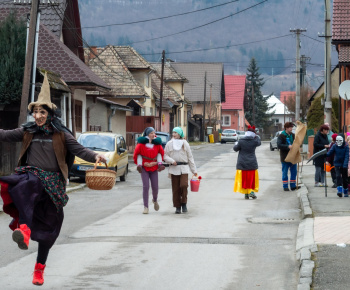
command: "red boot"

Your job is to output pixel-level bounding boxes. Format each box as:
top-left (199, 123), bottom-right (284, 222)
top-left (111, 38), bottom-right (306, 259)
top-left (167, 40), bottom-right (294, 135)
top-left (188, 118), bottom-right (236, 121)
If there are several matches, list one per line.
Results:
top-left (32, 263), bottom-right (46, 286)
top-left (12, 224), bottom-right (31, 250)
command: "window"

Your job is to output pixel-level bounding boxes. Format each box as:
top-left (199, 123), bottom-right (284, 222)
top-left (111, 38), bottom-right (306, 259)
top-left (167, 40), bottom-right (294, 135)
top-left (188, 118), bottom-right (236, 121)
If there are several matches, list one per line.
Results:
top-left (120, 137), bottom-right (126, 149)
top-left (75, 100), bottom-right (83, 132)
top-left (221, 115), bottom-right (230, 126)
top-left (117, 137), bottom-right (121, 152)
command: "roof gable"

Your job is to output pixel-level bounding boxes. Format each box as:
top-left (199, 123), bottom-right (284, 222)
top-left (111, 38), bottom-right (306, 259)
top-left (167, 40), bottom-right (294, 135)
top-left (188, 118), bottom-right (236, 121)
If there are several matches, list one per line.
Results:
top-left (332, 0), bottom-right (350, 41)
top-left (113, 46), bottom-right (150, 69)
top-left (151, 62), bottom-right (188, 82)
top-left (170, 63), bottom-right (225, 103)
top-left (87, 45), bottom-right (148, 97)
top-left (151, 71), bottom-right (181, 108)
top-left (222, 75), bottom-right (246, 110)
top-left (37, 24), bottom-right (109, 89)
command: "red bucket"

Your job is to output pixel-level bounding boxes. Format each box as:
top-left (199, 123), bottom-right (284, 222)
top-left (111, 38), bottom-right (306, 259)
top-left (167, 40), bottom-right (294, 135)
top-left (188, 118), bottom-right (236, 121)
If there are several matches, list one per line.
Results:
top-left (190, 175), bottom-right (201, 192)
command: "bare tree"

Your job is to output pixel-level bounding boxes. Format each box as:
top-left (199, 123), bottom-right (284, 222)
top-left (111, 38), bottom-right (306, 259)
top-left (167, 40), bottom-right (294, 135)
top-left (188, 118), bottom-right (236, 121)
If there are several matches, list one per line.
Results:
top-left (284, 86), bottom-right (313, 121)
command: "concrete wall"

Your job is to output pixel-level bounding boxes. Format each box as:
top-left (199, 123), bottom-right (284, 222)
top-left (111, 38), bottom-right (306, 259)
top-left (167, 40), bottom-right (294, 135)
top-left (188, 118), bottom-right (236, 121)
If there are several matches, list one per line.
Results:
top-left (111, 109), bottom-right (127, 137)
top-left (86, 98), bottom-right (108, 132)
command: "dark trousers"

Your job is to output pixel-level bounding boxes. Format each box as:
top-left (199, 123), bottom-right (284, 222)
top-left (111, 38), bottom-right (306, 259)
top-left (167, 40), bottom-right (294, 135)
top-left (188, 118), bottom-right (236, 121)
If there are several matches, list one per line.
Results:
top-left (335, 167), bottom-right (348, 189)
top-left (331, 167), bottom-right (336, 184)
top-left (171, 174), bottom-right (188, 208)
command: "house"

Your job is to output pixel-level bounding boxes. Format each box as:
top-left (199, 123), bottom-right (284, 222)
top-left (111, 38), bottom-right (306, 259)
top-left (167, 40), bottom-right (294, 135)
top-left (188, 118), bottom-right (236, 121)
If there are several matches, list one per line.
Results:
top-left (221, 75), bottom-right (246, 131)
top-left (266, 95), bottom-right (293, 132)
top-left (0, 0), bottom-right (116, 137)
top-left (280, 91), bottom-right (296, 105)
top-left (169, 62), bottom-right (225, 141)
top-left (332, 0), bottom-right (350, 132)
top-left (151, 62), bottom-right (190, 135)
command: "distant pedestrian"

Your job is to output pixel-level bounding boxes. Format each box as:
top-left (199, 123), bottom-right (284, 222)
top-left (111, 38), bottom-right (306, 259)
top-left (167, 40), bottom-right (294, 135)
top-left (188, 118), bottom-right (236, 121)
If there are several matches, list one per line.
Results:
top-left (164, 127), bottom-right (198, 214)
top-left (0, 73), bottom-right (107, 286)
top-left (233, 125), bottom-right (261, 199)
top-left (313, 125), bottom-right (330, 187)
top-left (326, 134), bottom-right (349, 197)
top-left (326, 133), bottom-right (338, 188)
top-left (277, 122), bottom-right (300, 191)
top-left (134, 127), bottom-right (165, 214)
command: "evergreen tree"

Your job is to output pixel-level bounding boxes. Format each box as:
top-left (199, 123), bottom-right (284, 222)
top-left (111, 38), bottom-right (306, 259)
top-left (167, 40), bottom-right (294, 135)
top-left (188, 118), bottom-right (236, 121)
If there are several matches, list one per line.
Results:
top-left (0, 11), bottom-right (26, 105)
top-left (307, 94), bottom-right (338, 132)
top-left (244, 57), bottom-right (275, 129)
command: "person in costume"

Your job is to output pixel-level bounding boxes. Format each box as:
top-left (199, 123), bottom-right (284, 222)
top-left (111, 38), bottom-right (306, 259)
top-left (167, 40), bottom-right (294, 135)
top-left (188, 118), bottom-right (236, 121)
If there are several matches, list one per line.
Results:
top-left (326, 133), bottom-right (338, 188)
top-left (313, 124), bottom-right (330, 187)
top-left (277, 122), bottom-right (299, 191)
top-left (233, 125), bottom-right (261, 199)
top-left (0, 73), bottom-right (106, 286)
top-left (326, 134), bottom-right (349, 197)
top-left (164, 127), bottom-right (197, 214)
top-left (133, 127), bottom-right (165, 214)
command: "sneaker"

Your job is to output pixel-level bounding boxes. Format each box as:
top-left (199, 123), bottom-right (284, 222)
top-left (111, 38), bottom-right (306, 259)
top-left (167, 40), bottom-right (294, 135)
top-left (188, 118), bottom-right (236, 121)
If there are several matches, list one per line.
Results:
top-left (152, 200), bottom-right (159, 211)
top-left (245, 194), bottom-right (249, 199)
top-left (181, 203), bottom-right (188, 212)
top-left (175, 207), bottom-right (181, 214)
top-left (291, 186), bottom-right (301, 191)
top-left (143, 207), bottom-right (149, 214)
top-left (337, 186), bottom-right (343, 197)
top-left (344, 188), bottom-right (349, 197)
top-left (315, 182), bottom-right (320, 187)
top-left (283, 188), bottom-right (290, 191)
top-left (12, 224), bottom-right (31, 250)
top-left (249, 192), bottom-right (257, 199)
top-left (32, 263), bottom-right (46, 286)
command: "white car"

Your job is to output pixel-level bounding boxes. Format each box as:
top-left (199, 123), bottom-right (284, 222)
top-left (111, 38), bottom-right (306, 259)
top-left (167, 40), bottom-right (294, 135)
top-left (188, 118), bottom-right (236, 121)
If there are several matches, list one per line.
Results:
top-left (236, 130), bottom-right (245, 140)
top-left (221, 129), bottom-right (238, 143)
top-left (270, 131), bottom-right (282, 151)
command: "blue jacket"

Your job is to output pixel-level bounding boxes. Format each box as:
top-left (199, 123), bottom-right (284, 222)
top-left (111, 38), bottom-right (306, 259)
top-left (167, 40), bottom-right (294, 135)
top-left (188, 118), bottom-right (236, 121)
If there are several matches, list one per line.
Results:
top-left (326, 144), bottom-right (349, 168)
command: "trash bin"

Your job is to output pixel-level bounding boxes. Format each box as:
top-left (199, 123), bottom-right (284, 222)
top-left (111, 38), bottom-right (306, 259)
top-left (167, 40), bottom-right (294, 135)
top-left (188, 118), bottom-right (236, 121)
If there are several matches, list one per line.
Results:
top-left (206, 127), bottom-right (213, 135)
top-left (209, 134), bottom-right (214, 143)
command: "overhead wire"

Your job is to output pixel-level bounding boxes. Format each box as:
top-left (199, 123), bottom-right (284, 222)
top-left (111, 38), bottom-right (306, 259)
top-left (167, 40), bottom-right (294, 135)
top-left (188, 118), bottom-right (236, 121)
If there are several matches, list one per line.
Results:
top-left (79, 0), bottom-right (240, 29)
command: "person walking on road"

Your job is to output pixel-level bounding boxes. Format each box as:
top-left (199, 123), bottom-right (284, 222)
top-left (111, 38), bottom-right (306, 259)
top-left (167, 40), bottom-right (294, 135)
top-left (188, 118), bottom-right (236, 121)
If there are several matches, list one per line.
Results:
top-left (313, 124), bottom-right (330, 187)
top-left (233, 125), bottom-right (261, 199)
top-left (327, 134), bottom-right (349, 197)
top-left (0, 74), bottom-right (107, 286)
top-left (277, 122), bottom-right (300, 191)
top-left (326, 133), bottom-right (338, 188)
top-left (133, 127), bottom-right (164, 214)
top-left (164, 127), bottom-right (197, 214)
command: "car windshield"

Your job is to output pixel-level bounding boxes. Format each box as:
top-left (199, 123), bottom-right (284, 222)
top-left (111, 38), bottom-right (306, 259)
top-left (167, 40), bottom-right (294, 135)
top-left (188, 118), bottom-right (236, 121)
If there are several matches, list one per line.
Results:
top-left (223, 130), bottom-right (236, 133)
top-left (78, 135), bottom-right (115, 152)
top-left (156, 134), bottom-right (168, 143)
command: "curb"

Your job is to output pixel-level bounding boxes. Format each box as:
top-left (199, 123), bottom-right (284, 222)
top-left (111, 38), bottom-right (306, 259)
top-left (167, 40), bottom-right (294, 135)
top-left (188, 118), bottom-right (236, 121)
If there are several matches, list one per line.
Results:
top-left (296, 182), bottom-right (317, 290)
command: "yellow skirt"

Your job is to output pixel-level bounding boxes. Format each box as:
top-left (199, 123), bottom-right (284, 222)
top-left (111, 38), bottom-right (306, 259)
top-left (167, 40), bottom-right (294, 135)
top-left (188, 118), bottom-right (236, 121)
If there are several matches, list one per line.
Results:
top-left (233, 170), bottom-right (259, 194)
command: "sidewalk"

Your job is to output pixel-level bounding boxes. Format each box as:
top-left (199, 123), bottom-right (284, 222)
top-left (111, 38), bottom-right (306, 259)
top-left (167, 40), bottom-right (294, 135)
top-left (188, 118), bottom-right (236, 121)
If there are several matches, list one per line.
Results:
top-left (298, 162), bottom-right (350, 290)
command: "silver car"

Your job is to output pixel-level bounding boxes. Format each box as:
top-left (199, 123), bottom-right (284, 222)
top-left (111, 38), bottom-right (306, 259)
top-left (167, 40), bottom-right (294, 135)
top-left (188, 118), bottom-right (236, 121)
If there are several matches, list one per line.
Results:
top-left (237, 130), bottom-right (245, 140)
top-left (270, 131), bottom-right (282, 151)
top-left (221, 129), bottom-right (238, 143)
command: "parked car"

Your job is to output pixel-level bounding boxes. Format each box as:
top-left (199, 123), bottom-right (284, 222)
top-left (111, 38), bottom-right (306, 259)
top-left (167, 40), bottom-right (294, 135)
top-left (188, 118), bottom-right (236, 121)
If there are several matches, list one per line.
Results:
top-left (70, 132), bottom-right (129, 181)
top-left (270, 131), bottom-right (282, 151)
top-left (221, 129), bottom-right (238, 143)
top-left (237, 130), bottom-right (245, 140)
top-left (155, 131), bottom-right (171, 148)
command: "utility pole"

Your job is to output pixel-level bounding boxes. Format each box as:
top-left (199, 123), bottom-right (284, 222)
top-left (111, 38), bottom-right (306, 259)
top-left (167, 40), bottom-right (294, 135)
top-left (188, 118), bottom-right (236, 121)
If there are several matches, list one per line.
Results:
top-left (202, 72), bottom-right (207, 141)
top-left (159, 50), bottom-right (165, 132)
top-left (19, 0), bottom-right (40, 126)
top-left (290, 28), bottom-right (307, 121)
top-left (252, 82), bottom-right (255, 125)
top-left (324, 0), bottom-right (332, 126)
top-left (208, 84), bottom-right (212, 126)
top-left (300, 55), bottom-right (311, 87)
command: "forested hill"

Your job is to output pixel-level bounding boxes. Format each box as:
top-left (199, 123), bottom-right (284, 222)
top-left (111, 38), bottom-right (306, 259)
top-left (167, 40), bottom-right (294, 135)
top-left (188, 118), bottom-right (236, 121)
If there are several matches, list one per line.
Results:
top-left (78, 0), bottom-right (333, 92)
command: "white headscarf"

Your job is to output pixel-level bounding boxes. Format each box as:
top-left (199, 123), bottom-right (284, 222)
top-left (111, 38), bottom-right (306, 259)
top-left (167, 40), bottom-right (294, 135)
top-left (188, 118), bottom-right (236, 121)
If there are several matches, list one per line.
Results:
top-left (245, 131), bottom-right (256, 137)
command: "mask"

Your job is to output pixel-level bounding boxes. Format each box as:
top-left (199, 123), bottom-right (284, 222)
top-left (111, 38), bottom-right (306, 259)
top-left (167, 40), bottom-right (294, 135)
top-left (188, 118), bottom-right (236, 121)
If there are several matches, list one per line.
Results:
top-left (336, 136), bottom-right (344, 147)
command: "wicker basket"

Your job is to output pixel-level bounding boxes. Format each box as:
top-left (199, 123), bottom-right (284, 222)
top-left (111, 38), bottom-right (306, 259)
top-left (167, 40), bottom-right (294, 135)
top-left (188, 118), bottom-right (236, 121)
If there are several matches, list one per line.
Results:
top-left (85, 161), bottom-right (117, 190)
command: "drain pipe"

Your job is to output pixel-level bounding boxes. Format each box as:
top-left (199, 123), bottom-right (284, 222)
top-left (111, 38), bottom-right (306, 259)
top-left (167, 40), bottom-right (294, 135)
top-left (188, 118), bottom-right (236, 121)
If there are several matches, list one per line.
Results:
top-left (177, 101), bottom-right (184, 127)
top-left (108, 106), bottom-right (117, 132)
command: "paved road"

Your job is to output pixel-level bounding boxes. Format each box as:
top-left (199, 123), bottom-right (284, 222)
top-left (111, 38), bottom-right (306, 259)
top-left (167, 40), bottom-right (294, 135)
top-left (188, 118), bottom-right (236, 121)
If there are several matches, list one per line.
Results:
top-left (0, 142), bottom-right (301, 289)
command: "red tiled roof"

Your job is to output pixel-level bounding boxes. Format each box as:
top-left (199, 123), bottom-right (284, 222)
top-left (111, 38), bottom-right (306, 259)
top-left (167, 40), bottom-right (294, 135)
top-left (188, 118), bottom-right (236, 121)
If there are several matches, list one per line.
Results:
top-left (339, 45), bottom-right (350, 62)
top-left (222, 75), bottom-right (245, 110)
top-left (332, 0), bottom-right (350, 41)
top-left (37, 24), bottom-right (110, 89)
top-left (280, 91), bottom-right (295, 104)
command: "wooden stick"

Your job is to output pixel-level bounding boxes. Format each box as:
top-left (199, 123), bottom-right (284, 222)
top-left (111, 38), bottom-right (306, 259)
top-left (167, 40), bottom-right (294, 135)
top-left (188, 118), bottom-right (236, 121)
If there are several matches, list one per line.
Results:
top-left (297, 162), bottom-right (299, 188)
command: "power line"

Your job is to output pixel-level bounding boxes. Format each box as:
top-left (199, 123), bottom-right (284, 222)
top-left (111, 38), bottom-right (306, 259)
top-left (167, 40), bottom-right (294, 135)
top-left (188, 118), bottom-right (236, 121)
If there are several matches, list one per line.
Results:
top-left (140, 34), bottom-right (292, 56)
top-left (79, 0), bottom-right (240, 29)
top-left (126, 0), bottom-right (268, 45)
top-left (301, 33), bottom-right (323, 44)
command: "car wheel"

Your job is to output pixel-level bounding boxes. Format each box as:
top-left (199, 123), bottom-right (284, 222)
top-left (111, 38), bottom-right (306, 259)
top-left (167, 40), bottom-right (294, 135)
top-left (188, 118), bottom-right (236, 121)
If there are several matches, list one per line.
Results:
top-left (270, 143), bottom-right (274, 151)
top-left (221, 140), bottom-right (226, 144)
top-left (120, 165), bottom-right (128, 182)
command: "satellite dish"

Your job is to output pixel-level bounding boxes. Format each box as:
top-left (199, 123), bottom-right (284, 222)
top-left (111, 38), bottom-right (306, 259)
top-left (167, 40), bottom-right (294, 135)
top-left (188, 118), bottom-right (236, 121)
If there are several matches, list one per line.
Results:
top-left (339, 80), bottom-right (350, 100)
